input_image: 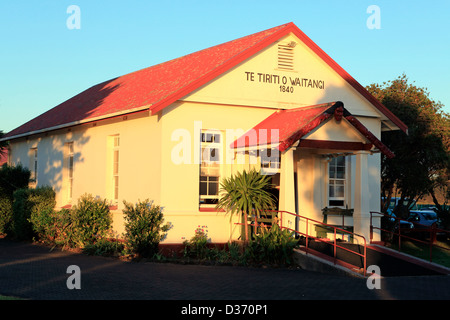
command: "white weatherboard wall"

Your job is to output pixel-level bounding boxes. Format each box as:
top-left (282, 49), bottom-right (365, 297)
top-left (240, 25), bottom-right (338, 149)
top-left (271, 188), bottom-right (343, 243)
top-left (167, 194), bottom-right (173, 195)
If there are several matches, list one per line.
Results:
top-left (8, 111), bottom-right (163, 237)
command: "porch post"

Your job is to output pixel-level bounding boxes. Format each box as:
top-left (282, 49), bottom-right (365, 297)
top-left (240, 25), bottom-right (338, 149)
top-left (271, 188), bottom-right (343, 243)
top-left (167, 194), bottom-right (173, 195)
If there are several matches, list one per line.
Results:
top-left (354, 151), bottom-right (371, 244)
top-left (279, 147), bottom-right (296, 230)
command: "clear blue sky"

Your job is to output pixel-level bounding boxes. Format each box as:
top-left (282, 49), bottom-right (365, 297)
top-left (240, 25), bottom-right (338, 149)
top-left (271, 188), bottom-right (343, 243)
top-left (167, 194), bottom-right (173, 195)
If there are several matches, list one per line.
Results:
top-left (1, 0), bottom-right (449, 133)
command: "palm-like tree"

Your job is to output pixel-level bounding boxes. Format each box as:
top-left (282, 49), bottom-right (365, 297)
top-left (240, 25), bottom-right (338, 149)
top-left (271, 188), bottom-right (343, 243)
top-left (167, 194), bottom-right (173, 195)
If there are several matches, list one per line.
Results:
top-left (216, 168), bottom-right (277, 242)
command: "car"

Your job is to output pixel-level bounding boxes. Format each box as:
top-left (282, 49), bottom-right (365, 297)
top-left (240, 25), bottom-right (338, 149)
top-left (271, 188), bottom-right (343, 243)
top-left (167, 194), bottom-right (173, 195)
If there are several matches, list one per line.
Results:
top-left (380, 210), bottom-right (414, 232)
top-left (408, 210), bottom-right (440, 228)
top-left (406, 210), bottom-right (450, 240)
top-left (393, 215), bottom-right (414, 231)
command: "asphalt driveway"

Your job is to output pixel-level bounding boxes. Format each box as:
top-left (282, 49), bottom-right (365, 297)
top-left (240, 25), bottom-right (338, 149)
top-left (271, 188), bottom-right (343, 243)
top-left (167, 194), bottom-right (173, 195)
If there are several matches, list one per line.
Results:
top-left (1, 238), bottom-right (449, 303)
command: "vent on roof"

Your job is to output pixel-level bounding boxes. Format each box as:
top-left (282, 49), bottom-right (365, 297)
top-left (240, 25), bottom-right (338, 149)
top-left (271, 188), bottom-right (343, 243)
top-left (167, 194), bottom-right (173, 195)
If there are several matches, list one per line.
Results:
top-left (277, 41), bottom-right (296, 71)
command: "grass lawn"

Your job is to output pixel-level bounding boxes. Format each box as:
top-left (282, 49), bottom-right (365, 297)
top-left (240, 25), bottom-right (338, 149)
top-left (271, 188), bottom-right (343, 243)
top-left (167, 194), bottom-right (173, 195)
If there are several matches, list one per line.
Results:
top-left (0, 295), bottom-right (22, 300)
top-left (388, 239), bottom-right (450, 268)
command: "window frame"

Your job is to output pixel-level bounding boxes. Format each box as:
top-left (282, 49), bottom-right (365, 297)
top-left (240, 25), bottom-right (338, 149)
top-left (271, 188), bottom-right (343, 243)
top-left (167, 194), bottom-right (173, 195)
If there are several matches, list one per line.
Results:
top-left (199, 130), bottom-right (222, 208)
top-left (328, 155), bottom-right (347, 208)
top-left (112, 135), bottom-right (120, 203)
top-left (260, 147), bottom-right (281, 175)
top-left (29, 147), bottom-right (38, 182)
top-left (66, 142), bottom-right (74, 202)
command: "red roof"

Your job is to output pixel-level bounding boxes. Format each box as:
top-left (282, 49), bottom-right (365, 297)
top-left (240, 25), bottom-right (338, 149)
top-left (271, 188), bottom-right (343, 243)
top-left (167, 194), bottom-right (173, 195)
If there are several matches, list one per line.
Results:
top-left (231, 101), bottom-right (395, 158)
top-left (4, 22), bottom-right (407, 140)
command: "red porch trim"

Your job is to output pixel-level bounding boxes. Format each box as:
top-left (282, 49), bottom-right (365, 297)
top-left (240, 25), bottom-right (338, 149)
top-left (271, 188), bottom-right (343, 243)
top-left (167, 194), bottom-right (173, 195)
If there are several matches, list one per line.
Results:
top-left (344, 115), bottom-right (395, 159)
top-left (278, 112), bottom-right (333, 152)
top-left (299, 139), bottom-right (373, 151)
top-left (231, 101), bottom-right (395, 158)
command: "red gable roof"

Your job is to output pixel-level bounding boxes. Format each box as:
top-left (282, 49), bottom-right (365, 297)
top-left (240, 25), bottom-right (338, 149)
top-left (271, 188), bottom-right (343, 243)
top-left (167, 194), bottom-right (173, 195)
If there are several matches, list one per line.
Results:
top-left (232, 102), bottom-right (333, 149)
top-left (231, 101), bottom-right (395, 158)
top-left (4, 22), bottom-right (407, 140)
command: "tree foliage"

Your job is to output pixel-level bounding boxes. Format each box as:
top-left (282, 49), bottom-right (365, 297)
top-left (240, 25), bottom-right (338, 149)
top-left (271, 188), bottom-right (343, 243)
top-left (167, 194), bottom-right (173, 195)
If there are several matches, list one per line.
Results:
top-left (366, 74), bottom-right (450, 218)
top-left (0, 130), bottom-right (7, 157)
top-left (0, 164), bottom-right (31, 235)
top-left (0, 164), bottom-right (31, 199)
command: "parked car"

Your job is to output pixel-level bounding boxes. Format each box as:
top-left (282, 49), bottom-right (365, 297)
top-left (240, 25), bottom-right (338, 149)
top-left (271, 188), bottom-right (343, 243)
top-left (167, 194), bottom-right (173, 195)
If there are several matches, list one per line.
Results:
top-left (381, 211), bottom-right (414, 231)
top-left (408, 210), bottom-right (440, 228)
top-left (393, 214), bottom-right (414, 231)
top-left (382, 197), bottom-right (413, 226)
top-left (382, 197), bottom-right (449, 240)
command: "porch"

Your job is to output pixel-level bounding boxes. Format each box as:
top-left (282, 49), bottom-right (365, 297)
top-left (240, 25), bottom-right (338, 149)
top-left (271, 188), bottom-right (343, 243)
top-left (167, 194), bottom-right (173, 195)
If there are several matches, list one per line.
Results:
top-left (278, 146), bottom-right (380, 243)
top-left (231, 101), bottom-right (392, 243)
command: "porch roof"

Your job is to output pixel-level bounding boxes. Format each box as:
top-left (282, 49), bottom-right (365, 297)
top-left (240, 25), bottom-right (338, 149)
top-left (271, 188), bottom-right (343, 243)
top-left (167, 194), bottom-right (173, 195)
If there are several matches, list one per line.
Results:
top-left (230, 101), bottom-right (395, 158)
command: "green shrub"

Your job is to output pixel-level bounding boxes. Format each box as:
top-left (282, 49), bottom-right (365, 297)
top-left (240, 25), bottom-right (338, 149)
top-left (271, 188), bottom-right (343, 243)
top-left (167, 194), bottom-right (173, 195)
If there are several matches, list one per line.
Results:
top-left (12, 186), bottom-right (56, 241)
top-left (123, 199), bottom-right (172, 258)
top-left (82, 238), bottom-right (125, 257)
top-left (70, 194), bottom-right (112, 247)
top-left (28, 187), bottom-right (57, 242)
top-left (227, 241), bottom-right (243, 263)
top-left (246, 224), bottom-right (298, 265)
top-left (51, 208), bottom-right (76, 248)
top-left (30, 207), bottom-right (58, 243)
top-left (183, 226), bottom-right (209, 259)
top-left (0, 195), bottom-right (13, 235)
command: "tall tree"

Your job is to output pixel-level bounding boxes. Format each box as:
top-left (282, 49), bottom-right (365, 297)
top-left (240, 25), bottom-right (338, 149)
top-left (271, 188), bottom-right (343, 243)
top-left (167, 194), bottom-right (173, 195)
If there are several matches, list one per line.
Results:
top-left (366, 74), bottom-right (450, 218)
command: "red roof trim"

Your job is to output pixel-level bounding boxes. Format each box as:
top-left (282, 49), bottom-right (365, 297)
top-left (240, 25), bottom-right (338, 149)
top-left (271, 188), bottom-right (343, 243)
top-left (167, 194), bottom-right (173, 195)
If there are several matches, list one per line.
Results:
top-left (151, 22), bottom-right (407, 133)
top-left (231, 101), bottom-right (395, 158)
top-left (149, 23), bottom-right (294, 115)
top-left (286, 24), bottom-right (408, 133)
top-left (279, 112), bottom-right (332, 152)
top-left (231, 101), bottom-right (337, 150)
top-left (5, 22), bottom-right (407, 140)
top-left (344, 115), bottom-right (394, 158)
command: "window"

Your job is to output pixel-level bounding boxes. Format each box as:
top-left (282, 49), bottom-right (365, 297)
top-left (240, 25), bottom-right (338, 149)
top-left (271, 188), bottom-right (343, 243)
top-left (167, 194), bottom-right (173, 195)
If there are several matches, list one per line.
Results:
top-left (29, 148), bottom-right (38, 182)
top-left (66, 142), bottom-right (74, 201)
top-left (199, 131), bottom-right (221, 207)
top-left (328, 156), bottom-right (346, 207)
top-left (260, 148), bottom-right (280, 174)
top-left (112, 135), bottom-right (120, 202)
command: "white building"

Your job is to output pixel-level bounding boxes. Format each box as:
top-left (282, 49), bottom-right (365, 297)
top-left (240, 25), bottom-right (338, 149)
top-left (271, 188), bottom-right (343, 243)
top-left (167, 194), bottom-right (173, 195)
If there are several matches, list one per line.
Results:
top-left (1, 22), bottom-right (407, 244)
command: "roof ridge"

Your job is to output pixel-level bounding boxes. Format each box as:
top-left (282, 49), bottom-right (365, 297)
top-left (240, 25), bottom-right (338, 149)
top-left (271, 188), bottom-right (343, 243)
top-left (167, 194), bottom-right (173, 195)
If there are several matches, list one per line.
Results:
top-left (118, 22), bottom-right (294, 81)
top-left (3, 22), bottom-right (407, 141)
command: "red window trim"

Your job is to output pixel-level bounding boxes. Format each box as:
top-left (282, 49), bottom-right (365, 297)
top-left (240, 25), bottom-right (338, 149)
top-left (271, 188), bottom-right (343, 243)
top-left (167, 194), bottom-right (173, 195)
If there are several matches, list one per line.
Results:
top-left (199, 207), bottom-right (225, 213)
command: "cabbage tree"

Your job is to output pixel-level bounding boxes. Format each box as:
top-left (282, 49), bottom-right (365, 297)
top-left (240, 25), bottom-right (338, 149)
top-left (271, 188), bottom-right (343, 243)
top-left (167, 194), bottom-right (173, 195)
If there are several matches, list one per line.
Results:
top-left (216, 168), bottom-right (277, 242)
